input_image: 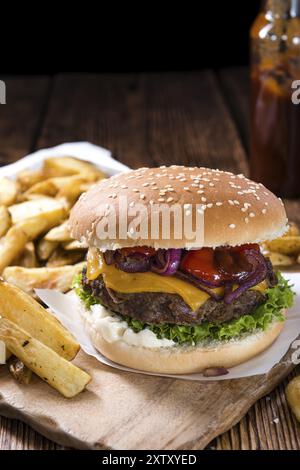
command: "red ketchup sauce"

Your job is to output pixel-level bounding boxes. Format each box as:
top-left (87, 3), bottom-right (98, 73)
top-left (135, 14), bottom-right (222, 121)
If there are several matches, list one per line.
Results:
top-left (180, 244), bottom-right (260, 284)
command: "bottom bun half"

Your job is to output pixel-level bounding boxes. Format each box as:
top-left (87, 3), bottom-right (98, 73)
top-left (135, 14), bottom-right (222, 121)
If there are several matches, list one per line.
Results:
top-left (81, 306), bottom-right (286, 374)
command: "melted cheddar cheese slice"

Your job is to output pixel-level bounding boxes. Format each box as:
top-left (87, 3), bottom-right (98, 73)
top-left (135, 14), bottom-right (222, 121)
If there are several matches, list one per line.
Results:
top-left (86, 248), bottom-right (267, 312)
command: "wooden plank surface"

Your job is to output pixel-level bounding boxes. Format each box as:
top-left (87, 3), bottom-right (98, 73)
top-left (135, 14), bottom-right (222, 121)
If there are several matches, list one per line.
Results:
top-left (0, 70), bottom-right (300, 450)
top-left (0, 76), bottom-right (51, 164)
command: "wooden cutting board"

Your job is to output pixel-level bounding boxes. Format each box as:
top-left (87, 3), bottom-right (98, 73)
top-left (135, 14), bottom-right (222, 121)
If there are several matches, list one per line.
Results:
top-left (0, 340), bottom-right (298, 450)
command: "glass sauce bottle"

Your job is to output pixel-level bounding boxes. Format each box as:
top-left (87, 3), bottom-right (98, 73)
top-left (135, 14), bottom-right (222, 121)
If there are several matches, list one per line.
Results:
top-left (250, 0), bottom-right (300, 197)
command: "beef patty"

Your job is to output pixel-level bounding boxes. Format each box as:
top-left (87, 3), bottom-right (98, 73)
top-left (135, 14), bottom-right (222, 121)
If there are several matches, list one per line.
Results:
top-left (81, 269), bottom-right (266, 325)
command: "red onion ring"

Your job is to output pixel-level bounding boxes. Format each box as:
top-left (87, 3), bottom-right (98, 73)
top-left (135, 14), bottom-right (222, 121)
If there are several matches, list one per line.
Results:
top-left (151, 249), bottom-right (182, 276)
top-left (223, 249), bottom-right (268, 304)
top-left (115, 252), bottom-right (151, 273)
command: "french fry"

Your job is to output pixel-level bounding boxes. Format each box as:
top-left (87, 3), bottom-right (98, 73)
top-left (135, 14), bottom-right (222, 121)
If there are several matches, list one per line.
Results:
top-left (17, 214), bottom-right (64, 241)
top-left (286, 376), bottom-right (300, 422)
top-left (0, 280), bottom-right (79, 360)
top-left (56, 177), bottom-right (91, 205)
top-left (0, 205), bottom-right (11, 237)
top-left (47, 248), bottom-right (84, 268)
top-left (25, 175), bottom-right (86, 197)
top-left (268, 251), bottom-right (295, 267)
top-left (17, 169), bottom-right (45, 191)
top-left (0, 226), bottom-right (28, 273)
top-left (0, 177), bottom-right (18, 206)
top-left (13, 242), bottom-right (38, 268)
top-left (8, 356), bottom-right (32, 384)
top-left (37, 239), bottom-right (59, 260)
top-left (2, 262), bottom-right (85, 295)
top-left (44, 220), bottom-right (72, 242)
top-left (63, 239), bottom-right (88, 251)
top-left (265, 236), bottom-right (300, 256)
top-left (0, 318), bottom-right (91, 398)
top-left (43, 156), bottom-right (105, 181)
top-left (9, 197), bottom-right (66, 224)
top-left (25, 179), bottom-right (58, 197)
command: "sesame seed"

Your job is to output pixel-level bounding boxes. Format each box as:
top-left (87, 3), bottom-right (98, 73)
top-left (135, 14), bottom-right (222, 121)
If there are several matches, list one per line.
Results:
top-left (133, 188), bottom-right (139, 193)
top-left (158, 198), bottom-right (165, 202)
top-left (229, 223), bottom-right (236, 229)
top-left (209, 182), bottom-right (214, 187)
top-left (228, 200), bottom-right (234, 205)
top-left (140, 194), bottom-right (146, 200)
top-left (216, 202), bottom-right (223, 206)
top-left (180, 178), bottom-right (187, 182)
top-left (207, 203), bottom-right (213, 208)
top-left (241, 207), bottom-right (247, 212)
top-left (265, 202), bottom-right (268, 206)
top-left (129, 201), bottom-right (135, 207)
top-left (199, 184), bottom-right (204, 188)
top-left (249, 212), bottom-right (255, 217)
top-left (197, 190), bottom-right (204, 194)
top-left (245, 217), bottom-right (249, 224)
top-left (201, 197), bottom-right (207, 202)
top-left (167, 197), bottom-right (174, 203)
top-left (184, 187), bottom-right (191, 191)
top-left (262, 208), bottom-right (267, 214)
top-left (112, 193), bottom-right (117, 199)
top-left (234, 200), bottom-right (240, 205)
top-left (121, 184), bottom-right (128, 189)
top-left (142, 182), bottom-right (149, 187)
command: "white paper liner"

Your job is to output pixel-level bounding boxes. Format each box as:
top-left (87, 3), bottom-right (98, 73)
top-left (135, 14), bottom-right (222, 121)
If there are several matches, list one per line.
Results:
top-left (1, 141), bottom-right (300, 381)
top-left (0, 141), bottom-right (130, 178)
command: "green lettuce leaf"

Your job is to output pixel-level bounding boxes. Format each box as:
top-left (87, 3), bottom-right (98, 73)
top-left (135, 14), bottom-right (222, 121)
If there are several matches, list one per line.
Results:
top-left (74, 272), bottom-right (294, 345)
top-left (72, 273), bottom-right (98, 310)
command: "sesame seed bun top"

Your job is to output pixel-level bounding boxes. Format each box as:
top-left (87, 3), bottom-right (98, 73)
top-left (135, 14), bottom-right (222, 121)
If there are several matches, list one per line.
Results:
top-left (69, 166), bottom-right (288, 250)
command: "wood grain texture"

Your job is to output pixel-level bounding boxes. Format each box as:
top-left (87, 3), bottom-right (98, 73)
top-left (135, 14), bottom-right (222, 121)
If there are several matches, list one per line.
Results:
top-left (0, 347), bottom-right (299, 450)
top-left (37, 72), bottom-right (248, 174)
top-left (219, 67), bottom-right (250, 155)
top-left (0, 76), bottom-right (51, 164)
top-left (0, 71), bottom-right (300, 450)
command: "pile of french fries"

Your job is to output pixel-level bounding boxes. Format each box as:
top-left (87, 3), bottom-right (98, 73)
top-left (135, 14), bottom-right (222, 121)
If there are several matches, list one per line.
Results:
top-left (0, 156), bottom-right (106, 396)
top-left (262, 222), bottom-right (300, 267)
top-left (0, 280), bottom-right (91, 397)
top-left (0, 156), bottom-right (106, 295)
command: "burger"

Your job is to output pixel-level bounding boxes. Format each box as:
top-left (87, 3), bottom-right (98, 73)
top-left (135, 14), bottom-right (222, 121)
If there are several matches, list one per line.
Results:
top-left (69, 166), bottom-right (294, 375)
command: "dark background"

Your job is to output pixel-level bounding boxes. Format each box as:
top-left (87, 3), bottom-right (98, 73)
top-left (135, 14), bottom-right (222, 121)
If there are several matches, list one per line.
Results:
top-left (3, 1), bottom-right (261, 74)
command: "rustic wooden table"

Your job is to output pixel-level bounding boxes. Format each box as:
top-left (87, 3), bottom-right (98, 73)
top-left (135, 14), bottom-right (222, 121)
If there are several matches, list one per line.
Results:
top-left (0, 69), bottom-right (300, 450)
